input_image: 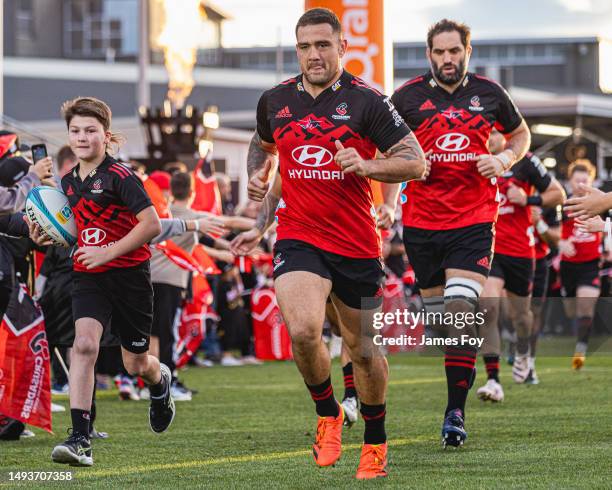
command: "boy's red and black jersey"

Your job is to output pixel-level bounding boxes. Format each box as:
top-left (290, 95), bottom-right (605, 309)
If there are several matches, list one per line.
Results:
top-left (391, 71), bottom-right (523, 231)
top-left (257, 70), bottom-right (411, 259)
top-left (560, 197), bottom-right (602, 263)
top-left (495, 152), bottom-right (552, 258)
top-left (61, 154), bottom-right (153, 273)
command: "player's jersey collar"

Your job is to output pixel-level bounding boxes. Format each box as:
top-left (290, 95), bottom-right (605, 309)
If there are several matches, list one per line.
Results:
top-left (427, 70), bottom-right (471, 97)
top-left (296, 69), bottom-right (350, 105)
top-left (72, 153), bottom-right (114, 184)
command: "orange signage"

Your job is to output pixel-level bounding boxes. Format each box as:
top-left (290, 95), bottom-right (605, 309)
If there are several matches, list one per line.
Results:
top-left (304, 0), bottom-right (390, 94)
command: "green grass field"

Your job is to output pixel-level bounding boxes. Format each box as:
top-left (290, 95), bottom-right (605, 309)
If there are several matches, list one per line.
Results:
top-left (1, 350), bottom-right (611, 489)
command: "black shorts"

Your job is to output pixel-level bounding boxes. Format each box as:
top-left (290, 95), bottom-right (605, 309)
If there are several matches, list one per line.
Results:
top-left (560, 259), bottom-right (601, 297)
top-left (72, 261), bottom-right (154, 354)
top-left (532, 257), bottom-right (550, 299)
top-left (273, 239), bottom-right (384, 309)
top-left (489, 253), bottom-right (535, 297)
top-left (151, 283), bottom-right (183, 337)
top-left (402, 223), bottom-right (494, 290)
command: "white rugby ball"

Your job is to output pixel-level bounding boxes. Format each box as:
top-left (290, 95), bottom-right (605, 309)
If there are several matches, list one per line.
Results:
top-left (25, 186), bottom-right (77, 247)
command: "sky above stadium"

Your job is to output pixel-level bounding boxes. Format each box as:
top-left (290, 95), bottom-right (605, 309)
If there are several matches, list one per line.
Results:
top-left (217, 0), bottom-right (612, 47)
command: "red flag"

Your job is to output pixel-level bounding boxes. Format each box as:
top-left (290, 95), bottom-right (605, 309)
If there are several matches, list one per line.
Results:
top-left (0, 283), bottom-right (52, 433)
top-left (251, 288), bottom-right (292, 361)
top-left (143, 176), bottom-right (172, 219)
top-left (175, 301), bottom-right (216, 369)
top-left (380, 275), bottom-right (423, 354)
top-left (234, 255), bottom-right (253, 273)
top-left (253, 252), bottom-right (273, 269)
top-left (174, 272), bottom-right (215, 368)
top-left (154, 242), bottom-right (221, 276)
top-left (192, 244), bottom-right (221, 275)
top-left (154, 240), bottom-right (207, 275)
top-left (192, 273), bottom-right (213, 305)
top-left (192, 158), bottom-right (222, 214)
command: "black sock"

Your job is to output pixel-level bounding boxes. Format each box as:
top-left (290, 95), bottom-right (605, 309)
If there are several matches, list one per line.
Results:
top-left (360, 402), bottom-right (386, 445)
top-left (149, 371), bottom-right (167, 398)
top-left (342, 362), bottom-right (357, 400)
top-left (483, 355), bottom-right (500, 382)
top-left (444, 347), bottom-right (477, 416)
top-left (576, 316), bottom-right (592, 346)
top-left (89, 384), bottom-right (97, 433)
top-left (71, 409), bottom-right (91, 437)
top-left (306, 377), bottom-right (339, 417)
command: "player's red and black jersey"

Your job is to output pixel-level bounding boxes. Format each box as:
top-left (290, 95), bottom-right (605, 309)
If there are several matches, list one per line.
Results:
top-left (61, 154), bottom-right (153, 273)
top-left (495, 152), bottom-right (551, 258)
top-left (534, 205), bottom-right (561, 259)
top-left (257, 70), bottom-right (411, 258)
top-left (560, 198), bottom-right (602, 263)
top-left (391, 71), bottom-right (523, 230)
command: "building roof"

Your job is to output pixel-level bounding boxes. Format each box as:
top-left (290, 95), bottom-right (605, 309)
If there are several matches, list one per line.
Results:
top-left (513, 90), bottom-right (612, 119)
top-left (395, 36), bottom-right (603, 47)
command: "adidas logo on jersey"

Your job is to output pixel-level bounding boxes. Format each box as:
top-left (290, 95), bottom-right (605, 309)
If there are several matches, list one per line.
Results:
top-left (419, 99), bottom-right (437, 111)
top-left (477, 256), bottom-right (490, 268)
top-left (275, 106), bottom-right (292, 118)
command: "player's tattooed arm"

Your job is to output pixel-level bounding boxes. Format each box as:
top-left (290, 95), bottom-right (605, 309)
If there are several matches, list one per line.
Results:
top-left (335, 133), bottom-right (429, 183)
top-left (255, 193), bottom-right (280, 234)
top-left (385, 132), bottom-right (425, 161)
top-left (255, 172), bottom-right (281, 234)
top-left (247, 133), bottom-right (278, 201)
top-left (373, 133), bottom-right (430, 183)
top-left (247, 132), bottom-right (277, 177)
top-left (230, 172), bottom-right (281, 256)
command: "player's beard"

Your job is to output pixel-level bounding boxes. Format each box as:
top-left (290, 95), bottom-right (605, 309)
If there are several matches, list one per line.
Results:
top-left (432, 57), bottom-right (467, 85)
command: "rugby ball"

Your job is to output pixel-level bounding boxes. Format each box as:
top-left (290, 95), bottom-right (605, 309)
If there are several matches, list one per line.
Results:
top-left (25, 186), bottom-right (77, 247)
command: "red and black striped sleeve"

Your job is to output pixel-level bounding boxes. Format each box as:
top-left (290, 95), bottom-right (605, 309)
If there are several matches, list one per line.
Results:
top-left (110, 162), bottom-right (152, 215)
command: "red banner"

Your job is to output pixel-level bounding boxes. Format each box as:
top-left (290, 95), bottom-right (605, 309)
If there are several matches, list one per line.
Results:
top-left (0, 284), bottom-right (52, 433)
top-left (192, 158), bottom-right (222, 215)
top-left (252, 288), bottom-right (293, 361)
top-left (143, 176), bottom-right (172, 219)
top-left (380, 275), bottom-right (423, 353)
top-left (175, 272), bottom-right (217, 368)
top-left (155, 240), bottom-right (208, 275)
top-left (192, 244), bottom-right (222, 275)
top-left (175, 301), bottom-right (211, 369)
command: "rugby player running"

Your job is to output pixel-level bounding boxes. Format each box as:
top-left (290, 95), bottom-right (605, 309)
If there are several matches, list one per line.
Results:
top-left (477, 130), bottom-right (564, 403)
top-left (232, 8), bottom-right (427, 479)
top-left (391, 19), bottom-right (531, 447)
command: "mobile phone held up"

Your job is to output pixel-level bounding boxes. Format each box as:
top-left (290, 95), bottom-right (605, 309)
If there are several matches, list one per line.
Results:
top-left (31, 143), bottom-right (48, 163)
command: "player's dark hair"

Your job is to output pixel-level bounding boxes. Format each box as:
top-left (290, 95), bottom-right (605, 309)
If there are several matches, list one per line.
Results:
top-left (295, 8), bottom-right (342, 37)
top-left (170, 171), bottom-right (194, 201)
top-left (568, 159), bottom-right (596, 179)
top-left (61, 96), bottom-right (125, 153)
top-left (427, 19), bottom-right (471, 49)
